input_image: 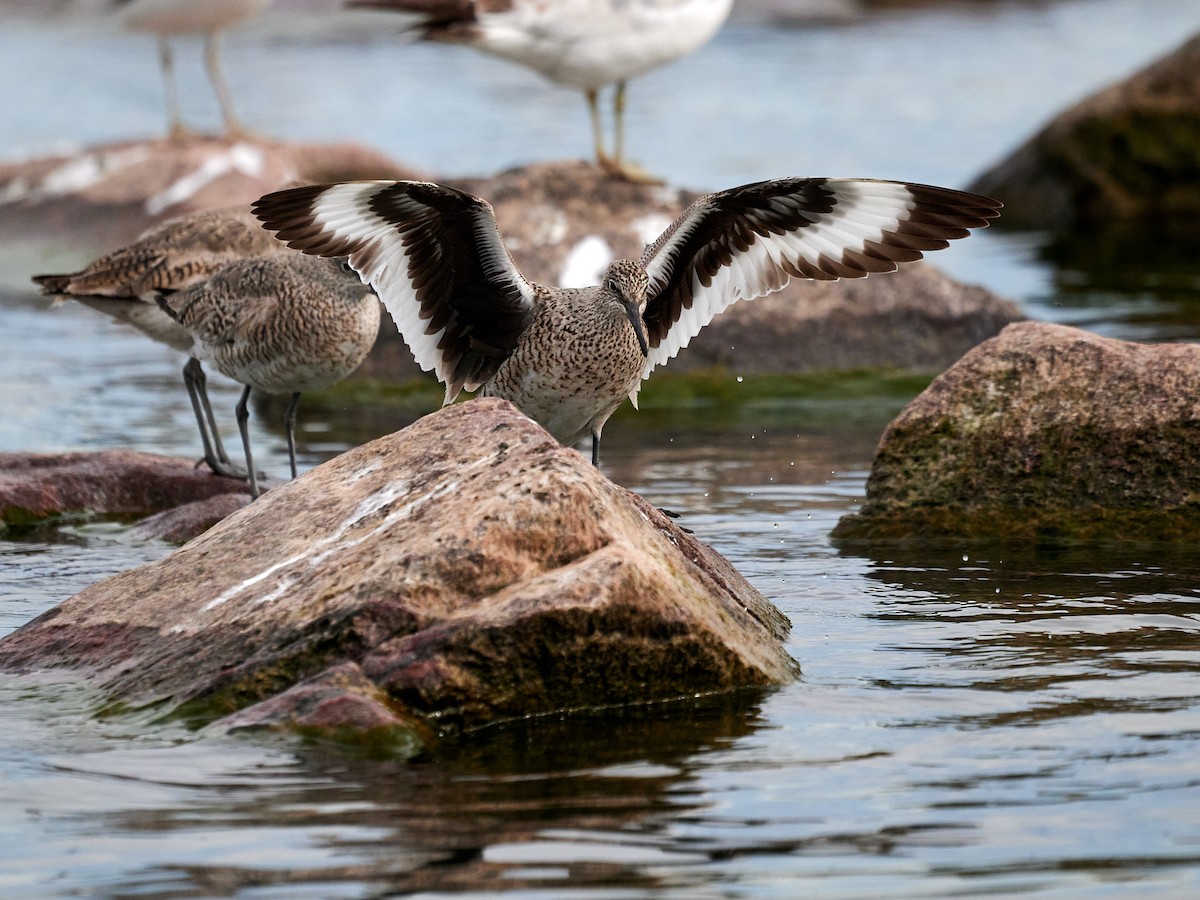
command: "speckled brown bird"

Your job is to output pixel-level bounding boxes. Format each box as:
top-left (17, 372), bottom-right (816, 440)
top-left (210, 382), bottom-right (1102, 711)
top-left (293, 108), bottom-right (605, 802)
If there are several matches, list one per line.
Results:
top-left (32, 205), bottom-right (294, 479)
top-left (252, 177), bottom-right (1000, 465)
top-left (157, 253), bottom-right (381, 497)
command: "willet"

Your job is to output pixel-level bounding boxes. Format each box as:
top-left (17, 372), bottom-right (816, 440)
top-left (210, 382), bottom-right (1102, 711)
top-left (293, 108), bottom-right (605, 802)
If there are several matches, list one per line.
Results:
top-left (32, 205), bottom-right (294, 479)
top-left (156, 253), bottom-right (381, 498)
top-left (347, 0), bottom-right (732, 180)
top-left (117, 0), bottom-right (273, 139)
top-left (252, 177), bottom-right (1000, 465)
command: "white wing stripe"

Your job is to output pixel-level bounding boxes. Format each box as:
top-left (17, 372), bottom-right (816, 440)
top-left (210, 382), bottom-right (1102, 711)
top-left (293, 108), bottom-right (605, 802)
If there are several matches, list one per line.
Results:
top-left (640, 180), bottom-right (957, 376)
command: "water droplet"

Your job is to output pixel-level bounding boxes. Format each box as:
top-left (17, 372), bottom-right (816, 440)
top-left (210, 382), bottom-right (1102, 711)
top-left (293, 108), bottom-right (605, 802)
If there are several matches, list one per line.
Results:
top-left (736, 376), bottom-right (744, 383)
top-left (962, 554), bottom-right (969, 562)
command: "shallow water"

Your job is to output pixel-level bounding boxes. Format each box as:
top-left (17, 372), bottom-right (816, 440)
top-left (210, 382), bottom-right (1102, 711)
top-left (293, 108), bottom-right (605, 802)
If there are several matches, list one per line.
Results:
top-left (3, 0), bottom-right (1200, 896)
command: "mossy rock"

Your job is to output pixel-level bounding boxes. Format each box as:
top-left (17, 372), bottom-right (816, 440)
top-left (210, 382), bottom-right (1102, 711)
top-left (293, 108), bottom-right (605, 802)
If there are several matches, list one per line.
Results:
top-left (833, 322), bottom-right (1200, 544)
top-left (970, 33), bottom-right (1200, 230)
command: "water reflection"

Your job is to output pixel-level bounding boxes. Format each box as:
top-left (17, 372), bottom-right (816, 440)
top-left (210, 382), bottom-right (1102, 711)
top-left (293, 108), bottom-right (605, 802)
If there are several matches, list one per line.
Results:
top-left (7, 692), bottom-right (772, 897)
top-left (1039, 221), bottom-right (1200, 340)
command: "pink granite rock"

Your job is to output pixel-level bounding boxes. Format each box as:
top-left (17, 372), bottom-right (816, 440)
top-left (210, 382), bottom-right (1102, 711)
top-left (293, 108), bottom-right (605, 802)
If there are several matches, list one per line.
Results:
top-left (0, 400), bottom-right (798, 747)
top-left (834, 322), bottom-right (1200, 541)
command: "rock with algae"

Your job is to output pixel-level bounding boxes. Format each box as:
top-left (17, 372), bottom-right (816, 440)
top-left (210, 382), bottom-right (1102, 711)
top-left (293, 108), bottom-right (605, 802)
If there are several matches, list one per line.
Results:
top-left (833, 322), bottom-right (1200, 543)
top-left (969, 33), bottom-right (1200, 230)
top-left (0, 399), bottom-right (799, 750)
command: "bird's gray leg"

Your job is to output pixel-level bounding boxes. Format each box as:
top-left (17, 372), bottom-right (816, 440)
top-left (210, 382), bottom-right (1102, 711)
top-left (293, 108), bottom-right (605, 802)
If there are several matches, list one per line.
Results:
top-left (283, 391), bottom-right (301, 480)
top-left (204, 32), bottom-right (246, 137)
top-left (604, 81), bottom-right (660, 183)
top-left (613, 80), bottom-right (626, 170)
top-left (235, 384), bottom-right (260, 499)
top-left (183, 358), bottom-right (247, 479)
top-left (591, 429), bottom-right (601, 467)
top-left (586, 87), bottom-right (609, 167)
top-left (158, 38), bottom-right (189, 141)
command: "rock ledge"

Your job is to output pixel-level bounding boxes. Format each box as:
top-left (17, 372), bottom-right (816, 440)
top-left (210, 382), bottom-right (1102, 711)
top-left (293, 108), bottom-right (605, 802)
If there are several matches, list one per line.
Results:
top-left (0, 400), bottom-right (798, 749)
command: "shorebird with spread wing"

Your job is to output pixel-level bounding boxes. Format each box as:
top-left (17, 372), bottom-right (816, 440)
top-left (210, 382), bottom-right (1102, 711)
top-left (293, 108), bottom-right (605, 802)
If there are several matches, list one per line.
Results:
top-left (253, 177), bottom-right (1000, 464)
top-left (347, 0), bottom-right (733, 180)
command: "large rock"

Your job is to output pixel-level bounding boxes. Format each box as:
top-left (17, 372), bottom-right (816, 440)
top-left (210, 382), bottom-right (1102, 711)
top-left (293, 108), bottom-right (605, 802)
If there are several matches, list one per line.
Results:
top-left (969, 33), bottom-right (1200, 230)
top-left (0, 450), bottom-right (252, 535)
top-left (353, 161), bottom-right (1021, 382)
top-left (0, 135), bottom-right (420, 247)
top-left (833, 322), bottom-right (1200, 542)
top-left (0, 399), bottom-right (799, 747)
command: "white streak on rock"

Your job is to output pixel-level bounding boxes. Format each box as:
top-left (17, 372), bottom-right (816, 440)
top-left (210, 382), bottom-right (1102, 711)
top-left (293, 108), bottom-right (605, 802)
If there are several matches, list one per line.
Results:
top-left (631, 213), bottom-right (673, 247)
top-left (145, 142), bottom-right (266, 216)
top-left (558, 235), bottom-right (612, 288)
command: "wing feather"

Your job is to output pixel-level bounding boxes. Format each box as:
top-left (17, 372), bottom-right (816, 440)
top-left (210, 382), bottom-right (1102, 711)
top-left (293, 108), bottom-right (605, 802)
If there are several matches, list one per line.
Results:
top-left (638, 178), bottom-right (1000, 377)
top-left (253, 181), bottom-right (536, 402)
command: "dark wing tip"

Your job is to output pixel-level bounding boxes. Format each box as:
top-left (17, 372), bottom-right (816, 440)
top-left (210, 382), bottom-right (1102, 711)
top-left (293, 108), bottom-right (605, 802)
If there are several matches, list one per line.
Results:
top-left (252, 183), bottom-right (359, 257)
top-left (906, 183), bottom-right (1003, 219)
top-left (251, 184), bottom-right (331, 231)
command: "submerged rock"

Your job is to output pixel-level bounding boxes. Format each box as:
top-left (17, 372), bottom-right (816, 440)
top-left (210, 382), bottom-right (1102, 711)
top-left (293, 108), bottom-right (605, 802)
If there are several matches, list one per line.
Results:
top-left (0, 135), bottom-right (419, 247)
top-left (353, 161), bottom-right (1021, 382)
top-left (0, 400), bottom-right (799, 747)
top-left (969, 33), bottom-right (1200, 230)
top-left (0, 450), bottom-right (252, 534)
top-left (833, 322), bottom-right (1200, 542)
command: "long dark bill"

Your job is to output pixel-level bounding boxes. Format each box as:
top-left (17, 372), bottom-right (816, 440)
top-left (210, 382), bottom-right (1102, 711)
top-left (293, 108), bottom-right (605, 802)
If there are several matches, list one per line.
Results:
top-left (625, 301), bottom-right (650, 357)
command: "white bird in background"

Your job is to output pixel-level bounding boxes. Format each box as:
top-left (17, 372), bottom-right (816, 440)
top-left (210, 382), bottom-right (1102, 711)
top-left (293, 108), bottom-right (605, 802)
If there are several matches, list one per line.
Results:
top-left (115, 0), bottom-right (273, 139)
top-left (254, 177), bottom-right (1000, 464)
top-left (347, 0), bottom-right (734, 180)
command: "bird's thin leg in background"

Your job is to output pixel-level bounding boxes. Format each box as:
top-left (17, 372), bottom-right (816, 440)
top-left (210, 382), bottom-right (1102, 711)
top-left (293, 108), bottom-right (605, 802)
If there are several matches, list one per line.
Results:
top-left (183, 358), bottom-right (246, 479)
top-left (613, 80), bottom-right (627, 170)
top-left (591, 430), bottom-right (601, 467)
top-left (205, 32), bottom-right (245, 137)
top-left (586, 88), bottom-right (609, 166)
top-left (158, 38), bottom-right (187, 141)
top-left (235, 384), bottom-right (260, 498)
top-left (283, 391), bottom-right (301, 480)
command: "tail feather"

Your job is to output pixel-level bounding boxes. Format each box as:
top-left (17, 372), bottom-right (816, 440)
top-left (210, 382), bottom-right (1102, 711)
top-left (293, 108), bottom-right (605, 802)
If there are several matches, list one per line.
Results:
top-left (31, 273), bottom-right (75, 294)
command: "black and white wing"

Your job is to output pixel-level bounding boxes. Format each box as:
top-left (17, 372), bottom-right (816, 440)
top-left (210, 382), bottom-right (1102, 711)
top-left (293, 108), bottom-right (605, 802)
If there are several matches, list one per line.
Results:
top-left (639, 177), bottom-right (1001, 377)
top-left (252, 180), bottom-right (537, 403)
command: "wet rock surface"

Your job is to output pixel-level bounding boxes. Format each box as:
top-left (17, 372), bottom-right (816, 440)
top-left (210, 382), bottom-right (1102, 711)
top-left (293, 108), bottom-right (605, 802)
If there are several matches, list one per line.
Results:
top-left (0, 135), bottom-right (420, 247)
top-left (833, 322), bottom-right (1200, 542)
top-left (969, 32), bottom-right (1200, 230)
top-left (0, 400), bottom-right (799, 746)
top-left (0, 450), bottom-right (253, 534)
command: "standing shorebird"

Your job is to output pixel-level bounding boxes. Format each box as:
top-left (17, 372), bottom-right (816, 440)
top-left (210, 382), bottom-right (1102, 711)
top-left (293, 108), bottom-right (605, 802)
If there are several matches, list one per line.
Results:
top-left (347, 0), bottom-right (732, 180)
top-left (157, 254), bottom-right (381, 498)
top-left (252, 177), bottom-right (1000, 464)
top-left (32, 205), bottom-right (294, 479)
top-left (116, 0), bottom-right (273, 139)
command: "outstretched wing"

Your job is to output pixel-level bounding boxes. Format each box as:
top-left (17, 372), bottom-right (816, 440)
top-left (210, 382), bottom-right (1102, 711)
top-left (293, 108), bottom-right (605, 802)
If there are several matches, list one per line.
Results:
top-left (253, 180), bottom-right (536, 402)
top-left (639, 178), bottom-right (1001, 377)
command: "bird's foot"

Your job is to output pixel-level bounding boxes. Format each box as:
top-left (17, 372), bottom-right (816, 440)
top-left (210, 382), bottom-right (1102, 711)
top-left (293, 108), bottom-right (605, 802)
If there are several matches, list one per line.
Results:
top-left (657, 507), bottom-right (694, 535)
top-left (598, 157), bottom-right (665, 185)
top-left (166, 123), bottom-right (203, 145)
top-left (221, 122), bottom-right (264, 144)
top-left (194, 456), bottom-right (265, 484)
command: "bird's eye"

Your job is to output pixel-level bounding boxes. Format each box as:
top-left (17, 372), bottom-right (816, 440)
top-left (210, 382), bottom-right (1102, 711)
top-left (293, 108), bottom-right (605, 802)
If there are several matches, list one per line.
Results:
top-left (339, 259), bottom-right (355, 275)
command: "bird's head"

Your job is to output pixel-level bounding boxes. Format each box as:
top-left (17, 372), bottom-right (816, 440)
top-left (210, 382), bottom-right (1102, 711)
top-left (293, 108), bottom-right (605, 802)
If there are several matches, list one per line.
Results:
top-left (602, 259), bottom-right (650, 357)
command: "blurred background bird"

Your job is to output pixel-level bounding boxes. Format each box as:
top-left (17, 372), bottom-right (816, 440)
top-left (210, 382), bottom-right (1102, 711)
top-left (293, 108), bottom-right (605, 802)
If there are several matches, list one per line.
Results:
top-left (114, 0), bottom-right (274, 140)
top-left (346, 0), bottom-right (733, 180)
